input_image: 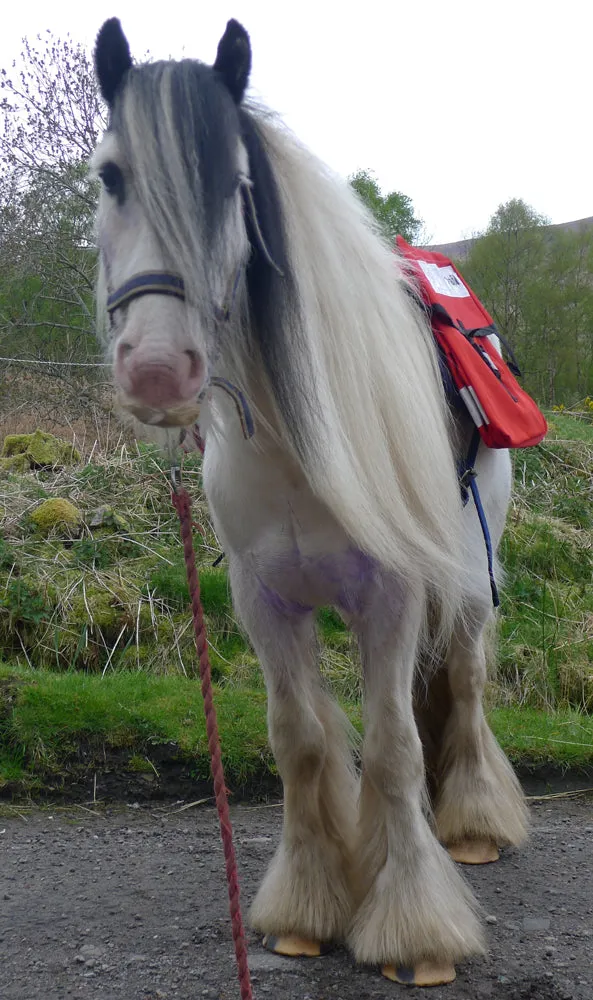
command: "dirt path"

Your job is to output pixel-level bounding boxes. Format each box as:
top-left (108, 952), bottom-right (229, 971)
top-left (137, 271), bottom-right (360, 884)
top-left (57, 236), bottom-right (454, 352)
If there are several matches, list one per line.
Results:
top-left (1, 797), bottom-right (592, 1000)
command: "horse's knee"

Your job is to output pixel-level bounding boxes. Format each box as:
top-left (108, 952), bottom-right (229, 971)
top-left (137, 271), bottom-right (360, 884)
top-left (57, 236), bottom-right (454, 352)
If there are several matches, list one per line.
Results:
top-left (447, 636), bottom-right (487, 703)
top-left (269, 705), bottom-right (327, 783)
top-left (363, 722), bottom-right (424, 798)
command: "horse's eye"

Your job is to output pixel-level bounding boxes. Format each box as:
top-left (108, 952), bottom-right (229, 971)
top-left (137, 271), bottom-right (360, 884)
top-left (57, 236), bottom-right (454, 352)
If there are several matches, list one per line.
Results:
top-left (99, 162), bottom-right (125, 202)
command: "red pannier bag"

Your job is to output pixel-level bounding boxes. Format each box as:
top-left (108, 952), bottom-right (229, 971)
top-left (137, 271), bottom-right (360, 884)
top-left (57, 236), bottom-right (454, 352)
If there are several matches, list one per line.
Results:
top-left (396, 235), bottom-right (547, 449)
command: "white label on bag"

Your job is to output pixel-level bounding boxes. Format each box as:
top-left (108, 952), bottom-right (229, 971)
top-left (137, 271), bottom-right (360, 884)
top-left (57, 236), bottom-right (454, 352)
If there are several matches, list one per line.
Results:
top-left (418, 260), bottom-right (470, 298)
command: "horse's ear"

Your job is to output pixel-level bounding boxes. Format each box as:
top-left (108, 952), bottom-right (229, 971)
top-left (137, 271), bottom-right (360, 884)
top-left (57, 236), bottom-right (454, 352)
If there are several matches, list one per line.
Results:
top-left (94, 18), bottom-right (133, 106)
top-left (213, 19), bottom-right (251, 104)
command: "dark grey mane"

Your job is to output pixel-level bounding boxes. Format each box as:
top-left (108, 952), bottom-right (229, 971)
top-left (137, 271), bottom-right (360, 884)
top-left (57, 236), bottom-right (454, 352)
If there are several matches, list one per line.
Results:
top-left (237, 109), bottom-right (305, 445)
top-left (112, 60), bottom-right (241, 245)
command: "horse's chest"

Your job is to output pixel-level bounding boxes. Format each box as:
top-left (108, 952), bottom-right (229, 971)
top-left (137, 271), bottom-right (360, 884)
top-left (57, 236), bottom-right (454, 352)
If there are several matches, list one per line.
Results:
top-left (204, 441), bottom-right (380, 615)
top-left (254, 543), bottom-right (378, 618)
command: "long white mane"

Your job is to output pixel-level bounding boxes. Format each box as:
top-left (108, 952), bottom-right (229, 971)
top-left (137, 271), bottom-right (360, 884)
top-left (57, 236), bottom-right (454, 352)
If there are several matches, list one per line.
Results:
top-left (240, 114), bottom-right (464, 616)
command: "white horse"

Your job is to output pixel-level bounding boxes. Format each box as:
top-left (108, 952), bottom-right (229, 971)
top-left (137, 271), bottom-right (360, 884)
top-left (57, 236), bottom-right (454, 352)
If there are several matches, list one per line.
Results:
top-left (91, 17), bottom-right (527, 987)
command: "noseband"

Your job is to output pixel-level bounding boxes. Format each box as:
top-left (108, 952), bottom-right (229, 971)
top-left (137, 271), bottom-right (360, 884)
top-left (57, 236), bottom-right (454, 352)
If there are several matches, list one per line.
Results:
top-left (106, 269), bottom-right (239, 325)
top-left (106, 271), bottom-right (186, 317)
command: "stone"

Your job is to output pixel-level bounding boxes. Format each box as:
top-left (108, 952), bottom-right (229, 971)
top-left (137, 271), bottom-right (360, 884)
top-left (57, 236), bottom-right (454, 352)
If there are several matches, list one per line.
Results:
top-left (523, 916), bottom-right (551, 932)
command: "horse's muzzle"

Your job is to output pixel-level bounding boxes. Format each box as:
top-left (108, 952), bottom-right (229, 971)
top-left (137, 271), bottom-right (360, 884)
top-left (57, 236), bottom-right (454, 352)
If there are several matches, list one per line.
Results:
top-left (117, 392), bottom-right (202, 428)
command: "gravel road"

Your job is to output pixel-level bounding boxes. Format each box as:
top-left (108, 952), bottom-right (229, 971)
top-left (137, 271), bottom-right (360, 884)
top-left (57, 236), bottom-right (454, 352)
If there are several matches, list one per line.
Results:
top-left (1, 796), bottom-right (591, 999)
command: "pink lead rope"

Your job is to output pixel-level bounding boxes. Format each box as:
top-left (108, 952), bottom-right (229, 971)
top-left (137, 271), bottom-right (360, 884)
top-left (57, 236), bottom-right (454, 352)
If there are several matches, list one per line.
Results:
top-left (171, 472), bottom-right (254, 1000)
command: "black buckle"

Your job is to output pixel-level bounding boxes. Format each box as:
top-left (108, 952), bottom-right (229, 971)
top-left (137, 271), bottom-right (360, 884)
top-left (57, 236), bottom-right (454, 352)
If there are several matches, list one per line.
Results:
top-left (459, 467), bottom-right (477, 489)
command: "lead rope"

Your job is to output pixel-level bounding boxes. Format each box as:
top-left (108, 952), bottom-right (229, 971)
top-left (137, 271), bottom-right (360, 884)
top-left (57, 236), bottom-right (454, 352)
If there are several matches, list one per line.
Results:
top-left (170, 469), bottom-right (253, 1000)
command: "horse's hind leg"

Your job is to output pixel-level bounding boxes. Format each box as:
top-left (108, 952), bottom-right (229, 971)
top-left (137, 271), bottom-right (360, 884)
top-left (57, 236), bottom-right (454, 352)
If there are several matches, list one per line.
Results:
top-left (348, 577), bottom-right (484, 986)
top-left (434, 606), bottom-right (528, 863)
top-left (229, 560), bottom-right (357, 951)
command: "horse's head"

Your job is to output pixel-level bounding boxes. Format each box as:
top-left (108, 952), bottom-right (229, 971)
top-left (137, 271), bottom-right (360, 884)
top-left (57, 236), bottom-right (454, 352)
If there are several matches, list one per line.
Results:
top-left (92, 18), bottom-right (254, 427)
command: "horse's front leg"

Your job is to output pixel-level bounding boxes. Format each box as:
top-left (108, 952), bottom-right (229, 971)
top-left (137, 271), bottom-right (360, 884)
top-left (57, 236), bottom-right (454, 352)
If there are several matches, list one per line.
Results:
top-left (348, 575), bottom-right (485, 987)
top-left (229, 557), bottom-right (358, 953)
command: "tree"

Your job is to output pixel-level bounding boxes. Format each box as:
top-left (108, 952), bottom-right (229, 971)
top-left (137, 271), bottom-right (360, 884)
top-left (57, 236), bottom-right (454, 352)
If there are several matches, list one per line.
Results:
top-left (349, 168), bottom-right (424, 245)
top-left (486, 198), bottom-right (549, 234)
top-left (0, 33), bottom-right (105, 365)
top-left (530, 227), bottom-right (593, 403)
top-left (462, 199), bottom-right (549, 397)
top-left (0, 33), bottom-right (112, 428)
top-left (462, 198), bottom-right (593, 406)
top-left (0, 31), bottom-right (104, 190)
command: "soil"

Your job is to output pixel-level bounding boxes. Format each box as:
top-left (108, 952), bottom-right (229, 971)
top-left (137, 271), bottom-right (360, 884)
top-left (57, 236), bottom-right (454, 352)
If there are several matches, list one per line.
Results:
top-left (1, 796), bottom-right (591, 1000)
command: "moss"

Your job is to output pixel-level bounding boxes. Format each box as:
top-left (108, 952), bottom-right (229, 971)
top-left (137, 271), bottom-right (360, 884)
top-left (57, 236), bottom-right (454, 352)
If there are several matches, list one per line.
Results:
top-left (1, 434), bottom-right (32, 457)
top-left (2, 430), bottom-right (80, 469)
top-left (127, 754), bottom-right (155, 774)
top-left (70, 589), bottom-right (127, 631)
top-left (0, 454), bottom-right (31, 473)
top-left (29, 498), bottom-right (82, 538)
top-left (117, 645), bottom-right (154, 670)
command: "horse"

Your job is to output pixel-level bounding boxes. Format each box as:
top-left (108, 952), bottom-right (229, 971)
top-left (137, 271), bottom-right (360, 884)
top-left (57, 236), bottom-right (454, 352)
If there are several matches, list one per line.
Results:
top-left (91, 17), bottom-right (528, 987)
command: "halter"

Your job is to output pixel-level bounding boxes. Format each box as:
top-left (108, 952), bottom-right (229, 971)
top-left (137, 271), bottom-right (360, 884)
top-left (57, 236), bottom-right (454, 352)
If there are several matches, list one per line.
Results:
top-left (105, 264), bottom-right (254, 438)
top-left (106, 267), bottom-right (244, 325)
top-left (105, 178), bottom-right (283, 324)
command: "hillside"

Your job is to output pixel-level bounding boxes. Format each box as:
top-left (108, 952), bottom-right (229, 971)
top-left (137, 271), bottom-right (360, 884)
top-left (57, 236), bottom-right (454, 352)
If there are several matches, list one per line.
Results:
top-left (428, 214), bottom-right (593, 261)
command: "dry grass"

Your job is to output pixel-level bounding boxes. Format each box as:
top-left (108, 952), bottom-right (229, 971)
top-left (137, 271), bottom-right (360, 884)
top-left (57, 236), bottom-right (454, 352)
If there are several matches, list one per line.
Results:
top-left (492, 412), bottom-right (593, 711)
top-left (0, 368), bottom-right (133, 458)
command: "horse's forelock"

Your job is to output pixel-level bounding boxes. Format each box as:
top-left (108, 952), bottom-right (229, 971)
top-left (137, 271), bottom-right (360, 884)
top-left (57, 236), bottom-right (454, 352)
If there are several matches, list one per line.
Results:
top-left (101, 59), bottom-right (247, 338)
top-left (107, 58), bottom-right (298, 406)
top-left (114, 60), bottom-right (241, 245)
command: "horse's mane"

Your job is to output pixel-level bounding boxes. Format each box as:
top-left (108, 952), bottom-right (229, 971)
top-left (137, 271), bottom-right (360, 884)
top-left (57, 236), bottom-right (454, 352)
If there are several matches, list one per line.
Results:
top-left (108, 57), bottom-right (465, 625)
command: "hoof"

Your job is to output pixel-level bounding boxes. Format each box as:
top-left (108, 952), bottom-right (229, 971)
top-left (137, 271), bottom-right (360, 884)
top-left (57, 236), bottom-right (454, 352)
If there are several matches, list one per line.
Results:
top-left (262, 934), bottom-right (331, 957)
top-left (448, 839), bottom-right (500, 865)
top-left (381, 961), bottom-right (456, 987)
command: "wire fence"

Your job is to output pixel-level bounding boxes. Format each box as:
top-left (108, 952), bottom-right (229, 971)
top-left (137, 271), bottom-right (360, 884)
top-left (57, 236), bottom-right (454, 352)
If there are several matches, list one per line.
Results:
top-left (0, 355), bottom-right (109, 367)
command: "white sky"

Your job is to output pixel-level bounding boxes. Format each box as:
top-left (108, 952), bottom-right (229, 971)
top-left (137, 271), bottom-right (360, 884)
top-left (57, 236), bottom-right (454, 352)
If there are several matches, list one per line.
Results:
top-left (2, 1), bottom-right (592, 243)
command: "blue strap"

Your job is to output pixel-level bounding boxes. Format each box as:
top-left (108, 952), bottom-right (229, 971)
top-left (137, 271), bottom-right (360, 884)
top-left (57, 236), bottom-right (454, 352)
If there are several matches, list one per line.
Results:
top-left (468, 475), bottom-right (500, 608)
top-left (458, 427), bottom-right (481, 504)
top-left (458, 428), bottom-right (500, 608)
top-left (208, 376), bottom-right (255, 439)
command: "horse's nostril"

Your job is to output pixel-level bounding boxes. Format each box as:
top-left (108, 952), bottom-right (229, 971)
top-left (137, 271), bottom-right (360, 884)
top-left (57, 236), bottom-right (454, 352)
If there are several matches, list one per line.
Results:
top-left (118, 342), bottom-right (134, 358)
top-left (185, 350), bottom-right (202, 381)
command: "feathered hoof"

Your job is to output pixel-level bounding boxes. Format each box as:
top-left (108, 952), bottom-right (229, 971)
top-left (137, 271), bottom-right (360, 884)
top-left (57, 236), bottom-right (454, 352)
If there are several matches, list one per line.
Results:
top-left (447, 839), bottom-right (500, 865)
top-left (381, 961), bottom-right (456, 987)
top-left (262, 934), bottom-right (332, 957)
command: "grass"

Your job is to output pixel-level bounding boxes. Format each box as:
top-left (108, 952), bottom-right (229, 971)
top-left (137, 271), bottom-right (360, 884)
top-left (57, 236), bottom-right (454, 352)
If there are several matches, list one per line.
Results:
top-left (489, 705), bottom-right (593, 766)
top-left (0, 663), bottom-right (273, 793)
top-left (494, 410), bottom-right (593, 711)
top-left (1, 408), bottom-right (593, 797)
top-left (1, 663), bottom-right (592, 795)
